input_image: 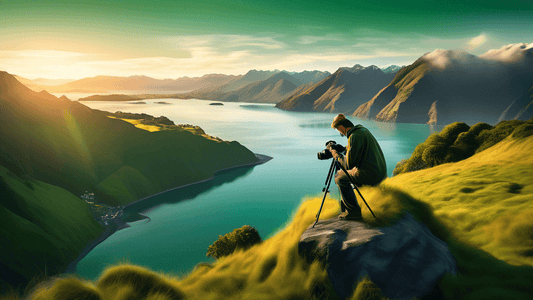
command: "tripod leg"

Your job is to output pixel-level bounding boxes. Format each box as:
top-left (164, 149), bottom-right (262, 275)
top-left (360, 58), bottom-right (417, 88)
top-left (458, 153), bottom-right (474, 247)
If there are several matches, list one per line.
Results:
top-left (334, 160), bottom-right (379, 220)
top-left (313, 160), bottom-right (336, 228)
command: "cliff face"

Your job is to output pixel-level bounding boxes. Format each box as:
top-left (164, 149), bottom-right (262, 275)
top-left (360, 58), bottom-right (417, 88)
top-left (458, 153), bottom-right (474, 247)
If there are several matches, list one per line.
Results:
top-left (354, 44), bottom-right (533, 125)
top-left (276, 65), bottom-right (395, 113)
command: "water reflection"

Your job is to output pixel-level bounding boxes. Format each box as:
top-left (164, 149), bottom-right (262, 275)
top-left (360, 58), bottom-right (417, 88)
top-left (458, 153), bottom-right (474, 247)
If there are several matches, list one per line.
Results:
top-left (122, 165), bottom-right (257, 218)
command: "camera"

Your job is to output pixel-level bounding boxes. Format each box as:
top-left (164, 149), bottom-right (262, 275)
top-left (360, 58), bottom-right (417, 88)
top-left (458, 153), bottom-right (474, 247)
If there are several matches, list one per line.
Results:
top-left (317, 140), bottom-right (346, 160)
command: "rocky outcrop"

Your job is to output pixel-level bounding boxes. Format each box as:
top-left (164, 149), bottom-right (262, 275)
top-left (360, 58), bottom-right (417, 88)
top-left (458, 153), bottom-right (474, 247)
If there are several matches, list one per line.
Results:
top-left (298, 213), bottom-right (457, 300)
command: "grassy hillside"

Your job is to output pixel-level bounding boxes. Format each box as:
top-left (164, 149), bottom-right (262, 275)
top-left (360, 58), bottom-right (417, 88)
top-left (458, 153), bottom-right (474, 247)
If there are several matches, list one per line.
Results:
top-left (386, 133), bottom-right (533, 267)
top-left (0, 71), bottom-right (259, 295)
top-left (18, 132), bottom-right (533, 300)
top-left (0, 71), bottom-right (258, 205)
top-left (0, 165), bottom-right (103, 292)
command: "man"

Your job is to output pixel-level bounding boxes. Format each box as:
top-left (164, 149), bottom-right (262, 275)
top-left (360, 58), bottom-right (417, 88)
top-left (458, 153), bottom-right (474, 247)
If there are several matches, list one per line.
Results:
top-left (328, 114), bottom-right (387, 220)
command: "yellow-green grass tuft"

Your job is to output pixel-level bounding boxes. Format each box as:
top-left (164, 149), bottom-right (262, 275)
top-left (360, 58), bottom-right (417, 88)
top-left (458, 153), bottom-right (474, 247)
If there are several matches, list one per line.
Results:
top-left (387, 135), bottom-right (533, 266)
top-left (176, 196), bottom-right (342, 299)
top-left (30, 278), bottom-right (102, 300)
top-left (15, 135), bottom-right (533, 299)
top-left (97, 265), bottom-right (185, 300)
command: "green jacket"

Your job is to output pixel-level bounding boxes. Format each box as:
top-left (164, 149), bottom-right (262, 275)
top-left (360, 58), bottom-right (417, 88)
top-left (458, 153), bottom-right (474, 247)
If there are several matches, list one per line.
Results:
top-left (340, 125), bottom-right (387, 186)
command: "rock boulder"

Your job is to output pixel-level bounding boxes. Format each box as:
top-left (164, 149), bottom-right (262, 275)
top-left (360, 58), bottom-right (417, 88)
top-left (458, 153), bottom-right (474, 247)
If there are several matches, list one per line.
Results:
top-left (298, 213), bottom-right (456, 300)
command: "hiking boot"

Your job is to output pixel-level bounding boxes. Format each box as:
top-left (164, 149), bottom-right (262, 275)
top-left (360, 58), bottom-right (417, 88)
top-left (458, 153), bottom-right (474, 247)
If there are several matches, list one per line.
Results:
top-left (338, 211), bottom-right (363, 221)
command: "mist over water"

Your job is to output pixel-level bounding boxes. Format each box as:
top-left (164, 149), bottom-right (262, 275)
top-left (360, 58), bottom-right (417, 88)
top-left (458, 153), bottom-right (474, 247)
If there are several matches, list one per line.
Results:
top-left (76, 99), bottom-right (434, 280)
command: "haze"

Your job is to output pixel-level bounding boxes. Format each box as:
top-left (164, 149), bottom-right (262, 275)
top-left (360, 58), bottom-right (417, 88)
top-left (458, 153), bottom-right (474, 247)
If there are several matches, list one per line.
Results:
top-left (1, 0), bottom-right (532, 80)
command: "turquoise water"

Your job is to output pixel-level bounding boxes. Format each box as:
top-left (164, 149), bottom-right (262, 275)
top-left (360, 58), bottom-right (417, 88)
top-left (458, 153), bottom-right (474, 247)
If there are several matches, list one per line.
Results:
top-left (77, 99), bottom-right (435, 279)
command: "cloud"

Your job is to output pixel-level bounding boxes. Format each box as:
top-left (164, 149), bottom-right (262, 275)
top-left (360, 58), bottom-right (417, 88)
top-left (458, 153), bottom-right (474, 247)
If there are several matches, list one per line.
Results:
top-left (0, 50), bottom-right (89, 59)
top-left (0, 50), bottom-right (100, 79)
top-left (421, 49), bottom-right (478, 69)
top-left (466, 34), bottom-right (488, 50)
top-left (297, 35), bottom-right (344, 45)
top-left (166, 34), bottom-right (286, 51)
top-left (479, 43), bottom-right (533, 62)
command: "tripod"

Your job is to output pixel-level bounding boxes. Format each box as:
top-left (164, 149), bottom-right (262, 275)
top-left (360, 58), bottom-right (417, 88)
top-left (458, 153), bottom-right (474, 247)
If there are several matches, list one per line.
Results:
top-left (312, 158), bottom-right (378, 228)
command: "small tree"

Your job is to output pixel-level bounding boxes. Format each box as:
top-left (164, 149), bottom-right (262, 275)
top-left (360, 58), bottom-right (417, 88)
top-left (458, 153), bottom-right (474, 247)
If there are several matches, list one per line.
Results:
top-left (206, 225), bottom-right (262, 259)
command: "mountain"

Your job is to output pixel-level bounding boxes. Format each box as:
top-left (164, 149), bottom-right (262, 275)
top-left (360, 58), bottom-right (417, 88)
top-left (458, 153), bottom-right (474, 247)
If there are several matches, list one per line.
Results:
top-left (353, 43), bottom-right (533, 125)
top-left (217, 72), bottom-right (300, 104)
top-left (187, 70), bottom-right (330, 104)
top-left (0, 71), bottom-right (258, 204)
top-left (288, 70), bottom-right (331, 85)
top-left (0, 70), bottom-right (259, 290)
top-left (31, 74), bottom-right (240, 93)
top-left (275, 65), bottom-right (395, 113)
top-left (381, 65), bottom-right (403, 74)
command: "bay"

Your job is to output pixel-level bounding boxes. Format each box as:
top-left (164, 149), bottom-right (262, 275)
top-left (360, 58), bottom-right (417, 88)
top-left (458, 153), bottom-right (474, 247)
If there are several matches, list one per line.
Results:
top-left (75, 98), bottom-right (435, 279)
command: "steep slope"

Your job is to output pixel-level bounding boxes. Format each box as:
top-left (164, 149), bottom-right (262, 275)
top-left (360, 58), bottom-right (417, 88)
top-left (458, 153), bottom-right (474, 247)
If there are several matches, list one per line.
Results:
top-left (354, 60), bottom-right (430, 122)
top-left (0, 70), bottom-right (260, 292)
top-left (276, 65), bottom-right (395, 113)
top-left (0, 71), bottom-right (258, 205)
top-left (0, 165), bottom-right (103, 291)
top-left (354, 43), bottom-right (533, 125)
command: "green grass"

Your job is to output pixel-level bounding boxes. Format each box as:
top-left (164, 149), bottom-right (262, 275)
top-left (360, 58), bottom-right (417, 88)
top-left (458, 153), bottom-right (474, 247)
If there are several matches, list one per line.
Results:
top-left (1, 74), bottom-right (259, 206)
top-left (16, 134), bottom-right (533, 300)
top-left (0, 165), bottom-right (103, 291)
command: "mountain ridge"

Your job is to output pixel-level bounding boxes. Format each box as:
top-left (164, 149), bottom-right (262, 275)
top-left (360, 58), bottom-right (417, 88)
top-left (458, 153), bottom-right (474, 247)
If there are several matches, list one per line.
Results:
top-left (353, 43), bottom-right (533, 125)
top-left (276, 65), bottom-right (396, 113)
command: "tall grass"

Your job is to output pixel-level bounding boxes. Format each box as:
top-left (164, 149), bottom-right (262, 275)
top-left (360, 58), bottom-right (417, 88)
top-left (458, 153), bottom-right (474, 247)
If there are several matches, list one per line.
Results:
top-left (7, 136), bottom-right (533, 300)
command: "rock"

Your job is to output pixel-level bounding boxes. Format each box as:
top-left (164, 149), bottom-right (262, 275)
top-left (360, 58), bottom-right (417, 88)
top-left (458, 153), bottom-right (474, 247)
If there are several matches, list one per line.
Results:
top-left (298, 213), bottom-right (456, 300)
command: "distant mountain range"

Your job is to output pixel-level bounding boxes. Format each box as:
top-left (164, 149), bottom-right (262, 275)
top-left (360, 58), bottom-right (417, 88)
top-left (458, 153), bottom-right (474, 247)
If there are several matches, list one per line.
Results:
top-left (17, 74), bottom-right (241, 93)
top-left (353, 43), bottom-right (533, 125)
top-left (78, 69), bottom-right (332, 104)
top-left (187, 70), bottom-right (331, 104)
top-left (15, 43), bottom-right (533, 125)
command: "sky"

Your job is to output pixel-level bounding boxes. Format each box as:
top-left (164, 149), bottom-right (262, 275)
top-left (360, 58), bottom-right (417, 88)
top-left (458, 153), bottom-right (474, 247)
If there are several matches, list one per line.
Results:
top-left (1, 0), bottom-right (532, 80)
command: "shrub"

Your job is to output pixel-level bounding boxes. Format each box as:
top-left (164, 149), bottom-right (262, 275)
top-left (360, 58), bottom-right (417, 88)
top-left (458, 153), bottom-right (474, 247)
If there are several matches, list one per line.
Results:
top-left (445, 122), bottom-right (492, 162)
top-left (206, 225), bottom-right (262, 259)
top-left (438, 122), bottom-right (470, 144)
top-left (476, 120), bottom-right (526, 153)
top-left (393, 119), bottom-right (532, 176)
top-left (511, 121), bottom-right (533, 139)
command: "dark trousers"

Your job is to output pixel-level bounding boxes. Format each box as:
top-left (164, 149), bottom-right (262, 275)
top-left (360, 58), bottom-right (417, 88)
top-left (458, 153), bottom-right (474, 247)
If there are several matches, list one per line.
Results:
top-left (335, 170), bottom-right (362, 215)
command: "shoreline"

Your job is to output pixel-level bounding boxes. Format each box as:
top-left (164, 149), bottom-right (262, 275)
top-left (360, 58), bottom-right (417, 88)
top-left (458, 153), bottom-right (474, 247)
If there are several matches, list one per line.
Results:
top-left (64, 153), bottom-right (272, 275)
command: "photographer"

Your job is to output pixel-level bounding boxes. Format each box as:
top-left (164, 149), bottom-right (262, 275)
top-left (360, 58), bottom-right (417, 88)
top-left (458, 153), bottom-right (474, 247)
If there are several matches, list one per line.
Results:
top-left (329, 114), bottom-right (387, 220)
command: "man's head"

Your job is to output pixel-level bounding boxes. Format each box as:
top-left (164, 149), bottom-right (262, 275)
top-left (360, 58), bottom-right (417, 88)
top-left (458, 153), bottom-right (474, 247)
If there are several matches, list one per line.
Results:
top-left (331, 113), bottom-right (354, 137)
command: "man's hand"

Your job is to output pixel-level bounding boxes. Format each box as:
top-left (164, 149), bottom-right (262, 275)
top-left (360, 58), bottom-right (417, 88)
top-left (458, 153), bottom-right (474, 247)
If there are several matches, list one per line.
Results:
top-left (327, 142), bottom-right (345, 161)
top-left (347, 166), bottom-right (359, 178)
